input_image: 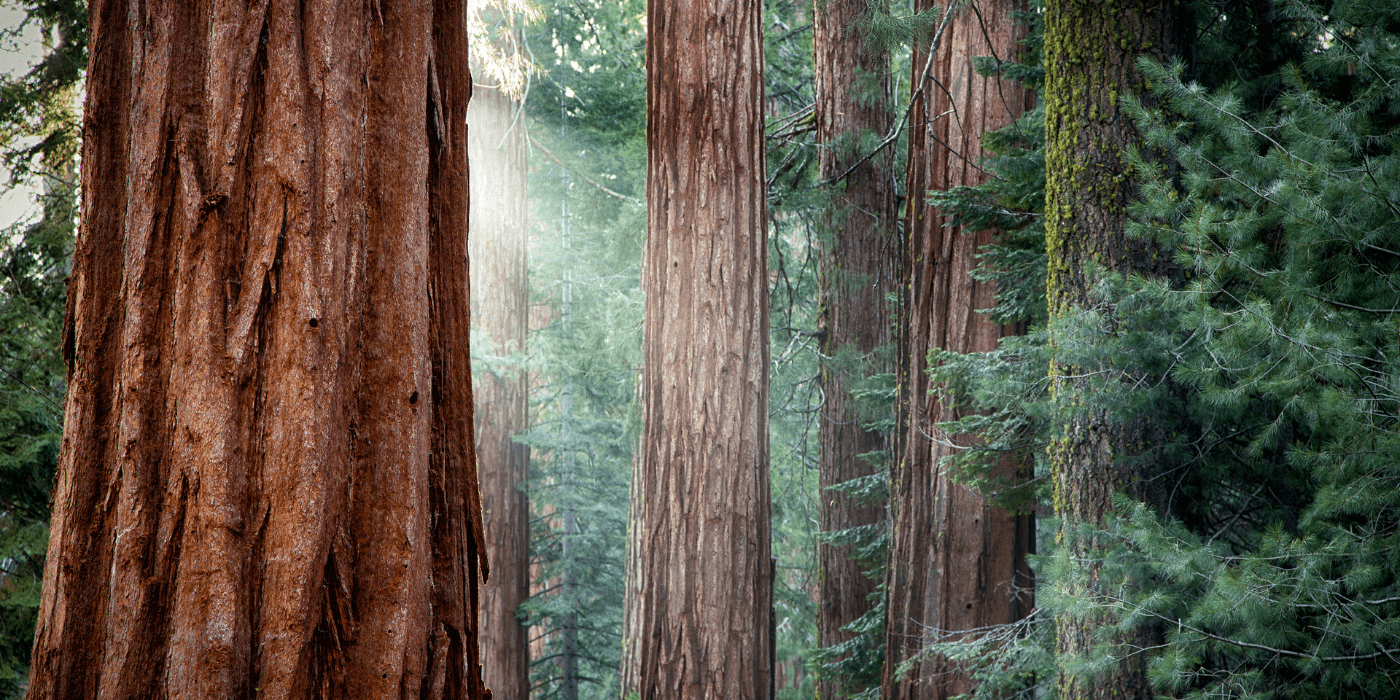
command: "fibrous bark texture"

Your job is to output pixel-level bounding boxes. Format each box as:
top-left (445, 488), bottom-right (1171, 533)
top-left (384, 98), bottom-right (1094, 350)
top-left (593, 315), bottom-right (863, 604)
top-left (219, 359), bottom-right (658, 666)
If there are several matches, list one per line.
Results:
top-left (620, 0), bottom-right (771, 696)
top-left (812, 0), bottom-right (895, 696)
top-left (1042, 0), bottom-right (1182, 698)
top-left (885, 2), bottom-right (1034, 698)
top-left (469, 84), bottom-right (531, 700)
top-left (28, 1), bottom-right (487, 698)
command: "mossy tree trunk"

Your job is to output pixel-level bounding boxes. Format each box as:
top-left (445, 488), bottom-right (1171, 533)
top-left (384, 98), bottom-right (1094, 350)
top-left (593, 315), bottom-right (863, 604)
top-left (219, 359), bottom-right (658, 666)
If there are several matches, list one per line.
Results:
top-left (884, 2), bottom-right (1035, 698)
top-left (619, 0), bottom-right (771, 696)
top-left (27, 2), bottom-right (488, 697)
top-left (469, 84), bottom-right (531, 700)
top-left (1043, 0), bottom-right (1183, 698)
top-left (813, 0), bottom-right (896, 695)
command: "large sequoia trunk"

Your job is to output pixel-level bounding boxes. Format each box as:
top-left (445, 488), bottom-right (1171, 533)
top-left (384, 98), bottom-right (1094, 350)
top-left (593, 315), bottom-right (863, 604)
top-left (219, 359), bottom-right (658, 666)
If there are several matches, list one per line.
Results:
top-left (28, 2), bottom-right (488, 698)
top-left (884, 2), bottom-right (1034, 698)
top-left (619, 0), bottom-right (771, 696)
top-left (469, 85), bottom-right (531, 700)
top-left (812, 0), bottom-right (895, 696)
top-left (1042, 0), bottom-right (1182, 698)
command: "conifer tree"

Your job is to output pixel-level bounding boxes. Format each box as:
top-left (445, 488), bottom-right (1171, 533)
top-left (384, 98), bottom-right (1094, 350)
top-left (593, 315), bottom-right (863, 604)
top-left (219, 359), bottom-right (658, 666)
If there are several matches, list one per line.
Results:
top-left (1041, 0), bottom-right (1185, 697)
top-left (26, 2), bottom-right (488, 696)
top-left (0, 2), bottom-right (84, 693)
top-left (884, 1), bottom-right (1035, 696)
top-left (470, 66), bottom-right (531, 700)
top-left (812, 0), bottom-right (896, 696)
top-left (620, 0), bottom-right (772, 695)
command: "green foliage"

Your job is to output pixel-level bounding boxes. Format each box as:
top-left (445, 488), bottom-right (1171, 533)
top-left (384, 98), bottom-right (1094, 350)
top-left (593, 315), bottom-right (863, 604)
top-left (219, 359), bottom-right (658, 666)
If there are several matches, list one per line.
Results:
top-left (927, 1), bottom-right (1400, 698)
top-left (515, 0), bottom-right (646, 695)
top-left (0, 2), bottom-right (84, 695)
top-left (1110, 2), bottom-right (1400, 692)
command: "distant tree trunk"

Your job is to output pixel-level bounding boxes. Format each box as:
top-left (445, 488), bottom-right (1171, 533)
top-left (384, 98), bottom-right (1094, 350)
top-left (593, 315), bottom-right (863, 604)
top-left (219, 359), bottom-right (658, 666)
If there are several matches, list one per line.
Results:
top-left (27, 2), bottom-right (488, 698)
top-left (884, 2), bottom-right (1034, 699)
top-left (469, 84), bottom-right (531, 700)
top-left (619, 0), bottom-right (771, 695)
top-left (1042, 0), bottom-right (1182, 698)
top-left (812, 0), bottom-right (895, 696)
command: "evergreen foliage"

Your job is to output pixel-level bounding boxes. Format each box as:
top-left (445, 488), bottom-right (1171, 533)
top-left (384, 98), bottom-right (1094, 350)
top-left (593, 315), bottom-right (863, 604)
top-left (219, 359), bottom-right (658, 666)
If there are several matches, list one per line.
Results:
top-left (0, 2), bottom-right (83, 694)
top-left (924, 1), bottom-right (1400, 698)
top-left (512, 0), bottom-right (645, 695)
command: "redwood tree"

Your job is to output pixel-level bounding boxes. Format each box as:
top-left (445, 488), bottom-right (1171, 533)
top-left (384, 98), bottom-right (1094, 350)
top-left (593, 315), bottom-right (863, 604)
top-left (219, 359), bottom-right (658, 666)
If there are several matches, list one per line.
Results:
top-left (884, 2), bottom-right (1034, 698)
top-left (27, 2), bottom-right (488, 697)
top-left (469, 83), bottom-right (531, 700)
top-left (812, 0), bottom-right (896, 695)
top-left (1042, 0), bottom-right (1182, 698)
top-left (619, 0), bottom-right (771, 695)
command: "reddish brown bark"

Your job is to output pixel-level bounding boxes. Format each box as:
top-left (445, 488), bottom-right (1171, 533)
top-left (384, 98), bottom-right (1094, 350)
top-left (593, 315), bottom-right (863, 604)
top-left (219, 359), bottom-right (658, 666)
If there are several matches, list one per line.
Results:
top-left (28, 2), bottom-right (487, 698)
top-left (469, 84), bottom-right (531, 700)
top-left (884, 2), bottom-right (1034, 699)
top-left (812, 0), bottom-right (896, 696)
top-left (619, 0), bottom-right (771, 696)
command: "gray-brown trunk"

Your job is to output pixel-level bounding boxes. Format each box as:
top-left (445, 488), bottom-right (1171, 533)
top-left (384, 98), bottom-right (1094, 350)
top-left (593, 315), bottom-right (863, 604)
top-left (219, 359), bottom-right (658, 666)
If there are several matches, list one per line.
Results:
top-left (1043, 0), bottom-right (1183, 698)
top-left (619, 0), bottom-right (772, 695)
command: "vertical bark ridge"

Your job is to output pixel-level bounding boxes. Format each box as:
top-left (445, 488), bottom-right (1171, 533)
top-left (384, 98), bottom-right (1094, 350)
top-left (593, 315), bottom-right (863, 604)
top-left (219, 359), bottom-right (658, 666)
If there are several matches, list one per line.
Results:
top-left (621, 0), bottom-right (771, 697)
top-left (812, 0), bottom-right (896, 696)
top-left (885, 2), bottom-right (1034, 699)
top-left (27, 1), bottom-right (486, 698)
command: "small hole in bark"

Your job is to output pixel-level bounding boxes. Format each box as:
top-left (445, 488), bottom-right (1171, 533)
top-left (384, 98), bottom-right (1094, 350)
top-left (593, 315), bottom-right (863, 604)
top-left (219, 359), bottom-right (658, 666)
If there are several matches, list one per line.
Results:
top-left (966, 603), bottom-right (973, 609)
top-left (308, 318), bottom-right (319, 328)
top-left (409, 391), bottom-right (419, 405)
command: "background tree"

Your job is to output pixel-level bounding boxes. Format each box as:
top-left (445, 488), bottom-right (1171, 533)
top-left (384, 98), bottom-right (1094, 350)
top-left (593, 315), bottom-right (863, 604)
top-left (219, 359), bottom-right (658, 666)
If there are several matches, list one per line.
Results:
top-left (469, 14), bottom-right (532, 697)
top-left (26, 2), bottom-right (488, 696)
top-left (509, 0), bottom-right (645, 695)
top-left (811, 0), bottom-right (897, 694)
top-left (620, 0), bottom-right (772, 695)
top-left (883, 1), bottom-right (1035, 697)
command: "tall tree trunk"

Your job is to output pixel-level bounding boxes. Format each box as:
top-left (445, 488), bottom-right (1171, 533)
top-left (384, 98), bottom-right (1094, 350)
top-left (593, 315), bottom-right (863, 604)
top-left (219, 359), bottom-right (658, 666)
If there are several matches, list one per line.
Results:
top-left (469, 84), bottom-right (531, 700)
top-left (812, 0), bottom-right (896, 696)
top-left (1042, 0), bottom-right (1182, 698)
top-left (884, 2), bottom-right (1034, 698)
top-left (28, 2), bottom-right (488, 698)
top-left (620, 0), bottom-right (771, 695)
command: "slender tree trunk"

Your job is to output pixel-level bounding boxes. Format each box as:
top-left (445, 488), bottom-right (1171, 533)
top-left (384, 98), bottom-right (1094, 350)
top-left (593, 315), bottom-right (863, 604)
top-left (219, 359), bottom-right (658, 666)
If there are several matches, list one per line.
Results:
top-left (620, 0), bottom-right (771, 695)
top-left (469, 84), bottom-right (531, 700)
top-left (1043, 0), bottom-right (1183, 698)
top-left (28, 2), bottom-right (487, 698)
top-left (884, 2), bottom-right (1034, 698)
top-left (812, 0), bottom-right (896, 696)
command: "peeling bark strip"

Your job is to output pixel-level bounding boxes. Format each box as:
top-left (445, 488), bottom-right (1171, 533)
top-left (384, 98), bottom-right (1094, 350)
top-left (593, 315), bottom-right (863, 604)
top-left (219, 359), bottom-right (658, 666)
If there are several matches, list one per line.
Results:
top-left (619, 0), bottom-right (771, 696)
top-left (28, 1), bottom-right (488, 698)
top-left (885, 2), bottom-right (1034, 699)
top-left (812, 0), bottom-right (895, 695)
top-left (468, 84), bottom-right (531, 700)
